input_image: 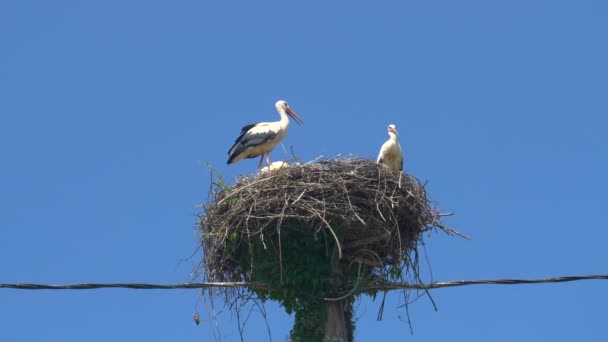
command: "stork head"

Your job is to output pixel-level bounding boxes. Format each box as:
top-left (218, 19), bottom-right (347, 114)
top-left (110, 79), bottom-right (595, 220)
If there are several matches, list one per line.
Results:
top-left (388, 124), bottom-right (398, 135)
top-left (275, 100), bottom-right (304, 125)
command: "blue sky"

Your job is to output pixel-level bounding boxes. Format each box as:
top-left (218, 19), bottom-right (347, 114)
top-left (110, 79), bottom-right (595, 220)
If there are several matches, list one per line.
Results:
top-left (1, 0), bottom-right (607, 341)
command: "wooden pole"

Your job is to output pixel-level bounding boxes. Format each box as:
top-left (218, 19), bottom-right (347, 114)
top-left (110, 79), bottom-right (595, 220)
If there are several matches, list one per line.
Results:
top-left (324, 246), bottom-right (352, 341)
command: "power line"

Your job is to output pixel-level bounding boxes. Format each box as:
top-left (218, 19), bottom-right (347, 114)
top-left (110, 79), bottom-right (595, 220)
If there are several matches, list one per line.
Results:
top-left (0, 281), bottom-right (265, 290)
top-left (355, 274), bottom-right (608, 291)
top-left (1, 275), bottom-right (607, 298)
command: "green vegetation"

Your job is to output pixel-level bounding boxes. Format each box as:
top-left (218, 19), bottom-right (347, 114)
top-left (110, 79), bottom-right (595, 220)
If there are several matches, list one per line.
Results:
top-left (226, 222), bottom-right (352, 341)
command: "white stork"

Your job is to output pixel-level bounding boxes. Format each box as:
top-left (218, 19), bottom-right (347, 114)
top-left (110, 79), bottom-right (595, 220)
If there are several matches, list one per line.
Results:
top-left (377, 124), bottom-right (403, 171)
top-left (227, 100), bottom-right (303, 169)
top-left (259, 160), bottom-right (290, 173)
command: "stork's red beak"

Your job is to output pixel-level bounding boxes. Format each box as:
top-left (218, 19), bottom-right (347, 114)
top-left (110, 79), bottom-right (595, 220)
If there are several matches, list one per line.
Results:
top-left (286, 107), bottom-right (304, 125)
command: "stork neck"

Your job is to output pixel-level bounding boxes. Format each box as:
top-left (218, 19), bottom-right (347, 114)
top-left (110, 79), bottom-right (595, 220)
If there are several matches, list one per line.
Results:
top-left (388, 132), bottom-right (398, 140)
top-left (278, 109), bottom-right (290, 126)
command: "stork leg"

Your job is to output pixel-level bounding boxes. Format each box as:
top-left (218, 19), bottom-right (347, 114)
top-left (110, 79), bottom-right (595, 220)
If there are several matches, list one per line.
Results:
top-left (257, 155), bottom-right (264, 169)
top-left (266, 153), bottom-right (272, 168)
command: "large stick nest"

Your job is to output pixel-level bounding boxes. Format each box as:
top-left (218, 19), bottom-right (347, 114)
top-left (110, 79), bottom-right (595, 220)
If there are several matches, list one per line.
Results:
top-left (199, 158), bottom-right (451, 288)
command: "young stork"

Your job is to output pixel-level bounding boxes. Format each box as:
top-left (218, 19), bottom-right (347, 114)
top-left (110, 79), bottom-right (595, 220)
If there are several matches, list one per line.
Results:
top-left (377, 124), bottom-right (403, 171)
top-left (227, 100), bottom-right (303, 169)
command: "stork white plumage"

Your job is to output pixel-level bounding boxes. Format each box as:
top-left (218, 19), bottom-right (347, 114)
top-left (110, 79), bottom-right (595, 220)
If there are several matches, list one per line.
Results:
top-left (227, 100), bottom-right (303, 169)
top-left (377, 124), bottom-right (403, 171)
top-left (259, 160), bottom-right (291, 173)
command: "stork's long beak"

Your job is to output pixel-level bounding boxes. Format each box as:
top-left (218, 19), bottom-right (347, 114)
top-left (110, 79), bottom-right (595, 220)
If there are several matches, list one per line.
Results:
top-left (389, 127), bottom-right (398, 134)
top-left (286, 107), bottom-right (304, 125)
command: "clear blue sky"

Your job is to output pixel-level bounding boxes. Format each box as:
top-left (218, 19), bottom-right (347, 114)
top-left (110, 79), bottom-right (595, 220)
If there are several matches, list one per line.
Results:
top-left (1, 1), bottom-right (607, 341)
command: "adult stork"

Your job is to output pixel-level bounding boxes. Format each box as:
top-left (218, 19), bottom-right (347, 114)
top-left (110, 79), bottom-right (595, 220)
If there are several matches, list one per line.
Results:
top-left (227, 100), bottom-right (303, 169)
top-left (377, 124), bottom-right (403, 171)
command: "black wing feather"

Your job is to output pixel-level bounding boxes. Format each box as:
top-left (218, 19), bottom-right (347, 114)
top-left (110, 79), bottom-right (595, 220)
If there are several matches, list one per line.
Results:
top-left (234, 124), bottom-right (257, 143)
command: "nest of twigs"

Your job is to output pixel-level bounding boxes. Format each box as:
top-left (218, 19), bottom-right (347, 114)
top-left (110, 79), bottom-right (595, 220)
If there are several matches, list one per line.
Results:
top-left (199, 158), bottom-right (453, 290)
